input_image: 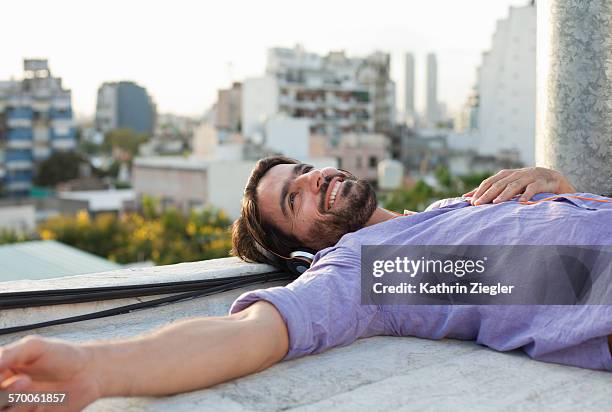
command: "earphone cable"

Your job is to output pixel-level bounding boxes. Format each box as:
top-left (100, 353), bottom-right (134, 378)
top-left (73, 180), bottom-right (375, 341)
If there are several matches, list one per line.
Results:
top-left (0, 271), bottom-right (294, 336)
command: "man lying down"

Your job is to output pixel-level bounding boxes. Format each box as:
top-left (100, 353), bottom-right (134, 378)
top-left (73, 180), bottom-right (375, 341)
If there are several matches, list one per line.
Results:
top-left (0, 156), bottom-right (611, 410)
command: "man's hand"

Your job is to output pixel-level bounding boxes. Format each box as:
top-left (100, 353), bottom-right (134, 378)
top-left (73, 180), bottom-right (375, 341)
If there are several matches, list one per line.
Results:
top-left (0, 335), bottom-right (101, 411)
top-left (463, 167), bottom-right (576, 206)
top-left (1, 301), bottom-right (288, 411)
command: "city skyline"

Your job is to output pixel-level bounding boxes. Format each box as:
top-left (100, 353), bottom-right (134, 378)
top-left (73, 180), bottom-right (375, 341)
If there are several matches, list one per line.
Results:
top-left (2, 0), bottom-right (529, 118)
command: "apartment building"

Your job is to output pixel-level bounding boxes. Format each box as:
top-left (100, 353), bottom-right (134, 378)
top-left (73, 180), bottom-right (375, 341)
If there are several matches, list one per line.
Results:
top-left (0, 59), bottom-right (76, 197)
top-left (242, 45), bottom-right (395, 139)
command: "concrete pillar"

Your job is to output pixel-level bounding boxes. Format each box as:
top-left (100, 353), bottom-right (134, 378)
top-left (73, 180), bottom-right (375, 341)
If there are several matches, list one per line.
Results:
top-left (535, 0), bottom-right (612, 194)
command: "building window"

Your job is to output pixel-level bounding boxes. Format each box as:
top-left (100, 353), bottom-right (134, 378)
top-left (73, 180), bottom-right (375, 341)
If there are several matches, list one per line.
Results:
top-left (336, 157), bottom-right (342, 169)
top-left (356, 156), bottom-right (363, 169)
top-left (369, 156), bottom-right (377, 168)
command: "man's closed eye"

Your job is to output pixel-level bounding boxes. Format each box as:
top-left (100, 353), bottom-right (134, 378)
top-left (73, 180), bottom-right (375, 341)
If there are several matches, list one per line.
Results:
top-left (289, 192), bottom-right (297, 212)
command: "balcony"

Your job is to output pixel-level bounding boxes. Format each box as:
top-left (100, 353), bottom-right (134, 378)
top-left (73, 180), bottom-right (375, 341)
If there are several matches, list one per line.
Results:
top-left (6, 107), bottom-right (33, 120)
top-left (7, 128), bottom-right (33, 150)
top-left (49, 107), bottom-right (73, 120)
top-left (5, 96), bottom-right (33, 108)
top-left (50, 121), bottom-right (73, 137)
top-left (5, 148), bottom-right (32, 160)
top-left (31, 101), bottom-right (51, 113)
top-left (6, 139), bottom-right (32, 150)
top-left (4, 180), bottom-right (32, 191)
top-left (7, 128), bottom-right (33, 141)
top-left (1, 257), bottom-right (609, 410)
top-left (6, 171), bottom-right (33, 183)
top-left (4, 161), bottom-right (33, 171)
top-left (51, 97), bottom-right (71, 111)
top-left (6, 118), bottom-right (32, 128)
top-left (5, 149), bottom-right (33, 171)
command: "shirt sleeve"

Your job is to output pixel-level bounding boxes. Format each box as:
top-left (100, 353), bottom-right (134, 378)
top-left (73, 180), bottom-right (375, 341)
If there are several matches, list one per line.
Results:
top-left (473, 305), bottom-right (612, 371)
top-left (424, 197), bottom-right (467, 212)
top-left (229, 247), bottom-right (384, 360)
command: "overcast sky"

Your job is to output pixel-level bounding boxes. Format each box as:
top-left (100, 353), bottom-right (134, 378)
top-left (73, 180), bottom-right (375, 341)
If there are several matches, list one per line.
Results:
top-left (1, 0), bottom-right (530, 118)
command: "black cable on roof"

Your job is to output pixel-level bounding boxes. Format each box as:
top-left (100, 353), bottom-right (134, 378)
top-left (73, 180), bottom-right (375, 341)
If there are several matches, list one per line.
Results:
top-left (0, 271), bottom-right (294, 336)
top-left (0, 272), bottom-right (284, 309)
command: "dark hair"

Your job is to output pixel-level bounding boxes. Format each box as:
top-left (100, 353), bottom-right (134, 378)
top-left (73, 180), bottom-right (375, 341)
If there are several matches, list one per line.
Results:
top-left (231, 155), bottom-right (302, 269)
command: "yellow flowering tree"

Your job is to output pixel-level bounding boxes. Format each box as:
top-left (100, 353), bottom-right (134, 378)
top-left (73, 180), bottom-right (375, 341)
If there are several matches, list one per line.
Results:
top-left (37, 202), bottom-right (233, 265)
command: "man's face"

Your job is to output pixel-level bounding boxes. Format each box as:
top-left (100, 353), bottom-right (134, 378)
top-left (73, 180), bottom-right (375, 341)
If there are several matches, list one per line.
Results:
top-left (256, 163), bottom-right (377, 251)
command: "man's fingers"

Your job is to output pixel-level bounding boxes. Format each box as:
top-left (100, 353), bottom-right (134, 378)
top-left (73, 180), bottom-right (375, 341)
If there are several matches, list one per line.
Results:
top-left (0, 374), bottom-right (30, 391)
top-left (519, 183), bottom-right (540, 202)
top-left (462, 188), bottom-right (476, 197)
top-left (492, 179), bottom-right (530, 203)
top-left (471, 170), bottom-right (512, 203)
top-left (1, 369), bottom-right (15, 383)
top-left (471, 177), bottom-right (496, 201)
top-left (474, 184), bottom-right (503, 205)
top-left (474, 175), bottom-right (520, 205)
top-left (0, 336), bottom-right (45, 373)
top-left (0, 375), bottom-right (37, 412)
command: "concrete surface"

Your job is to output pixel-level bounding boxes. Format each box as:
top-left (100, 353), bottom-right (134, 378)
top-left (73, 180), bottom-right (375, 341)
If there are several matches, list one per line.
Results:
top-left (1, 258), bottom-right (610, 411)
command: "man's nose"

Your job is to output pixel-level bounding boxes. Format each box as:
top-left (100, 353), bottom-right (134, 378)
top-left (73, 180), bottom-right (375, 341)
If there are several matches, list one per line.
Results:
top-left (297, 169), bottom-right (324, 194)
top-left (320, 167), bottom-right (338, 178)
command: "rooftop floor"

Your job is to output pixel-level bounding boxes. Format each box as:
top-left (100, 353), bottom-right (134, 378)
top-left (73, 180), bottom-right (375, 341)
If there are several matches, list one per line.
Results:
top-left (1, 258), bottom-right (611, 411)
top-left (0, 240), bottom-right (122, 282)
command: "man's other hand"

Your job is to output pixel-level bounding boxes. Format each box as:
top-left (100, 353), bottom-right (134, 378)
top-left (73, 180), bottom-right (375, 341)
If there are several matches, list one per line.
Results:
top-left (0, 335), bottom-right (100, 411)
top-left (463, 167), bottom-right (576, 206)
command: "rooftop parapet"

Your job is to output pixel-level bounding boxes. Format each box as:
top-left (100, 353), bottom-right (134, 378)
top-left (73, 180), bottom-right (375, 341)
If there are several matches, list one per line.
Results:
top-left (1, 257), bottom-right (610, 410)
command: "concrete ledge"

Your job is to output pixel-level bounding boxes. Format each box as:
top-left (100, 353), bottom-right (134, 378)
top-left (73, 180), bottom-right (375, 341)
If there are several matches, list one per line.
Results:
top-left (1, 258), bottom-right (611, 411)
top-left (0, 257), bottom-right (278, 329)
top-left (0, 257), bottom-right (275, 292)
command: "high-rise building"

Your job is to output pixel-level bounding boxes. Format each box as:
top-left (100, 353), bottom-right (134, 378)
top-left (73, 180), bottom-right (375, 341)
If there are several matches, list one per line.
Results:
top-left (95, 81), bottom-right (156, 135)
top-left (467, 4), bottom-right (536, 165)
top-left (425, 53), bottom-right (439, 127)
top-left (242, 45), bottom-right (396, 139)
top-left (215, 82), bottom-right (242, 132)
top-left (358, 51), bottom-right (396, 134)
top-left (0, 59), bottom-right (76, 197)
top-left (404, 53), bottom-right (415, 125)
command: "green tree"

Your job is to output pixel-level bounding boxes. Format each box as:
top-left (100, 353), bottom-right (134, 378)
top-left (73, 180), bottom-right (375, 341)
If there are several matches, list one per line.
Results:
top-left (0, 229), bottom-right (27, 245)
top-left (34, 152), bottom-right (87, 187)
top-left (38, 205), bottom-right (233, 266)
top-left (103, 128), bottom-right (149, 158)
top-left (141, 196), bottom-right (160, 219)
top-left (458, 171), bottom-right (495, 194)
top-left (78, 140), bottom-right (102, 155)
top-left (435, 165), bottom-right (452, 189)
top-left (383, 180), bottom-right (436, 212)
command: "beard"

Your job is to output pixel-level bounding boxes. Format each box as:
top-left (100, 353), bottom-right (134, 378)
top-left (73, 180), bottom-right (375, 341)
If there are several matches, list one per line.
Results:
top-left (304, 172), bottom-right (377, 251)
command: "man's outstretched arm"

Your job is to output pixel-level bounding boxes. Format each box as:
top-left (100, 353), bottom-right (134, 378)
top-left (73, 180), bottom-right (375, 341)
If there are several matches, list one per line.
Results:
top-left (0, 301), bottom-right (288, 410)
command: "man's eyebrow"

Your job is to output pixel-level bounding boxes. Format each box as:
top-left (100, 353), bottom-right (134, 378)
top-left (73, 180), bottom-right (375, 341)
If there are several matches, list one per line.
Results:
top-left (280, 163), bottom-right (306, 218)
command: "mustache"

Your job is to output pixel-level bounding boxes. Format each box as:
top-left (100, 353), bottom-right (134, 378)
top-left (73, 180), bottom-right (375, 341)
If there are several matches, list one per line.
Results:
top-left (319, 170), bottom-right (357, 212)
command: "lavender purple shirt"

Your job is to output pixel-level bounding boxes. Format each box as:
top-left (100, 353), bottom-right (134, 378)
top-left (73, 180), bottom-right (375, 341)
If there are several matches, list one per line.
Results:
top-left (230, 193), bottom-right (612, 371)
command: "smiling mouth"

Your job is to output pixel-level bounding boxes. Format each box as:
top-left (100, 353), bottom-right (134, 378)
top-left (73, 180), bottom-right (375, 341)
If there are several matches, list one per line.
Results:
top-left (325, 178), bottom-right (344, 211)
